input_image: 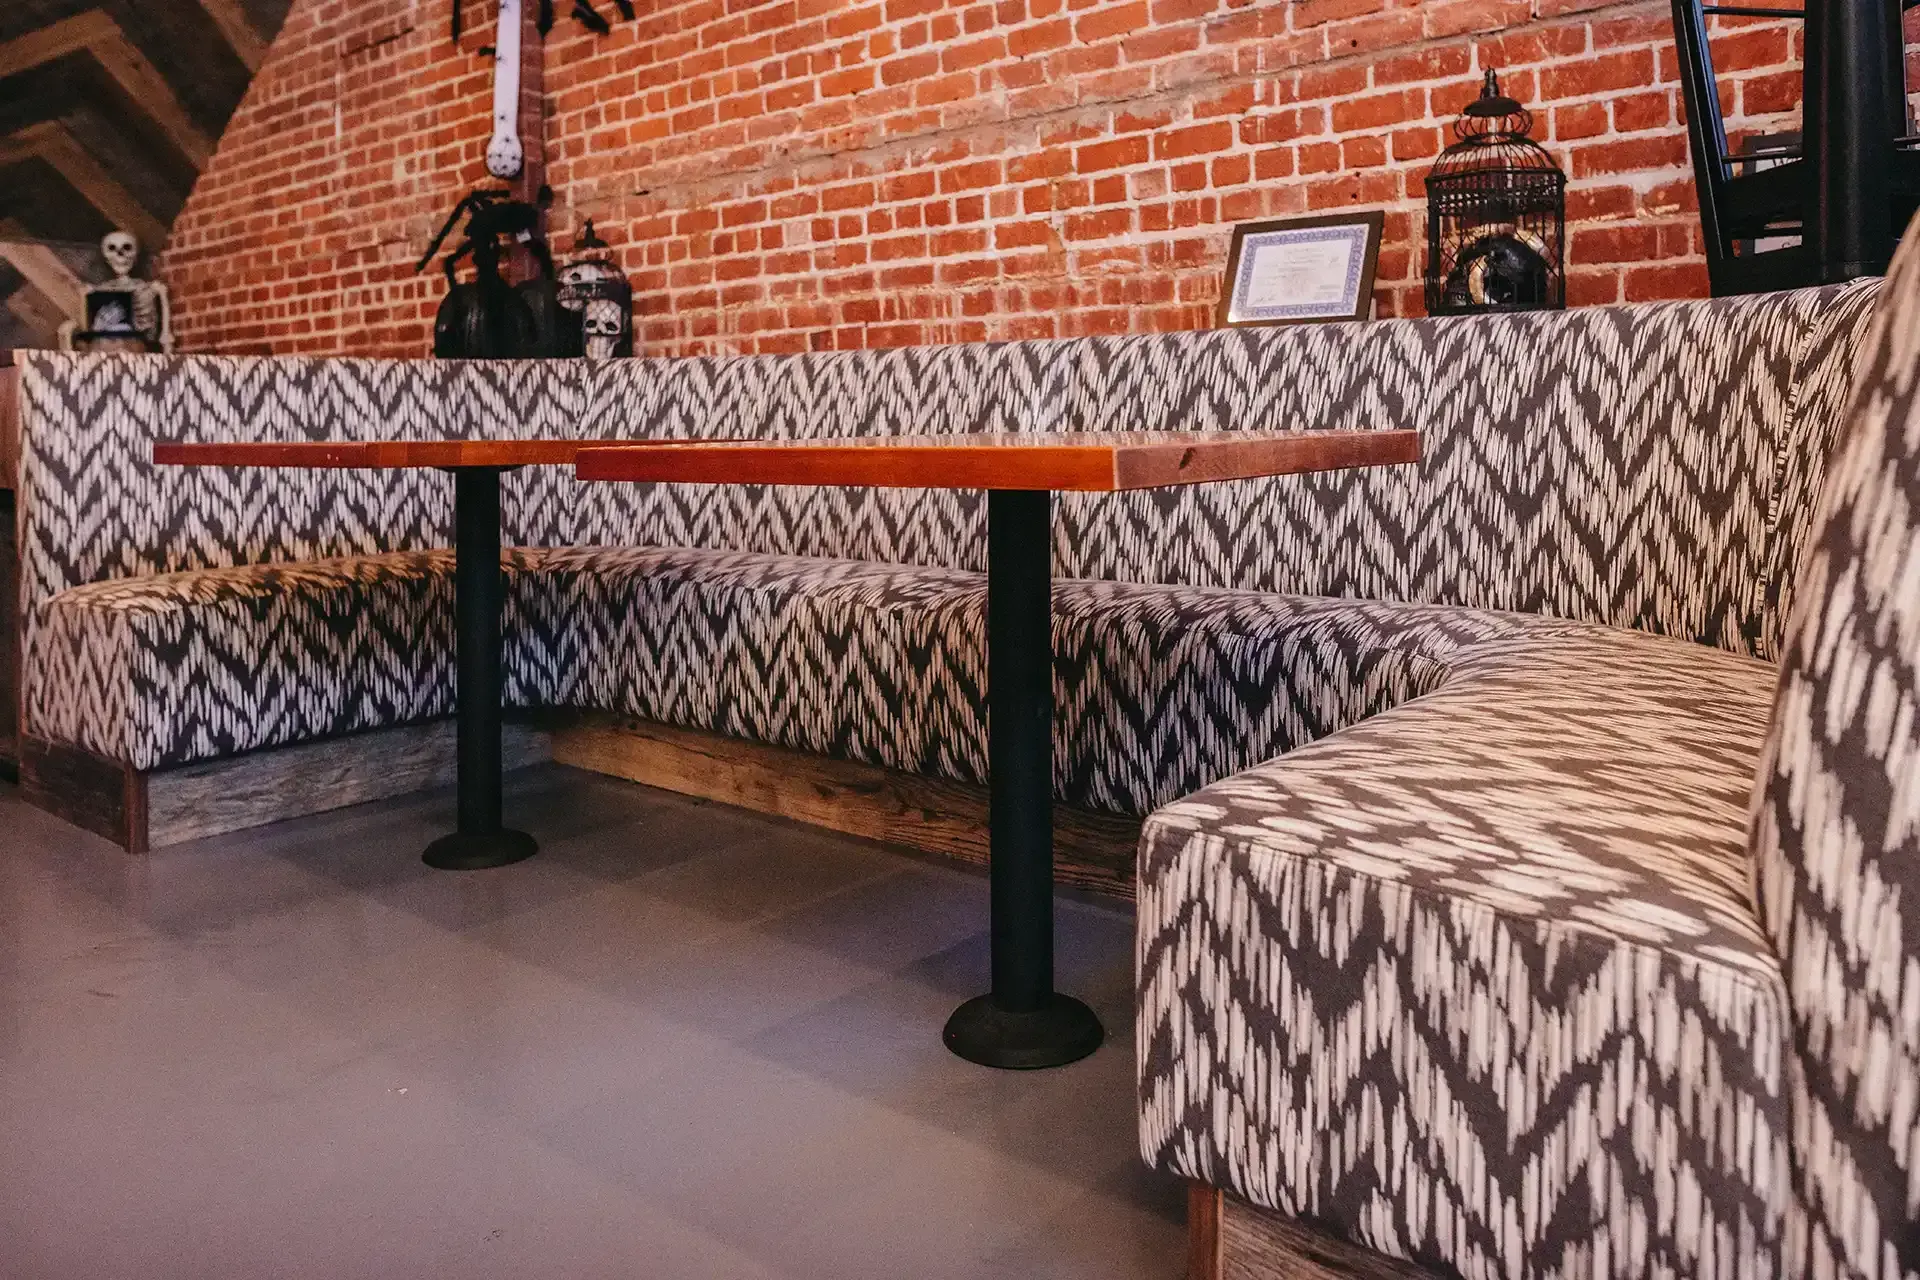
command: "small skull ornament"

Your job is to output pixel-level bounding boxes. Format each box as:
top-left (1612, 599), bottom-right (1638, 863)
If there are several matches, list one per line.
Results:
top-left (582, 299), bottom-right (625, 359)
top-left (101, 231), bottom-right (139, 280)
top-left (556, 261), bottom-right (609, 313)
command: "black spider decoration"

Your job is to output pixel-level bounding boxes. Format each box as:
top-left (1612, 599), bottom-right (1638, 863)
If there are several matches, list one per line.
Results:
top-left (416, 186), bottom-right (577, 359)
top-left (453, 0), bottom-right (630, 44)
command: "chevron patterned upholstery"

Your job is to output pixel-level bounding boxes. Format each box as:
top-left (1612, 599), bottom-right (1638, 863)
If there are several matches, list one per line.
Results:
top-left (12, 271), bottom-right (1907, 1276)
top-left (1137, 628), bottom-right (1788, 1276)
top-left (1750, 226), bottom-right (1920, 1280)
top-left (11, 280), bottom-right (1881, 783)
top-left (518, 546), bottom-right (1573, 813)
top-left (1133, 248), bottom-right (1920, 1277)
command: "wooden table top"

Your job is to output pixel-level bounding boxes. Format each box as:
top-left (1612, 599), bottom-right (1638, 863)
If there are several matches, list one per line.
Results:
top-left (574, 430), bottom-right (1419, 492)
top-left (154, 440), bottom-right (599, 469)
top-left (153, 430), bottom-right (1421, 491)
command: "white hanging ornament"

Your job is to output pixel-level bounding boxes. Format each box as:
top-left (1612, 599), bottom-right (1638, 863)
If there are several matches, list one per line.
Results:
top-left (485, 0), bottom-right (524, 179)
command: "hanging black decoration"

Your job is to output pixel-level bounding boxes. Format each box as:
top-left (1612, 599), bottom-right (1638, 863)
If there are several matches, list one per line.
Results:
top-left (1425, 70), bottom-right (1567, 315)
top-left (417, 187), bottom-right (576, 359)
top-left (571, 0), bottom-right (611, 34)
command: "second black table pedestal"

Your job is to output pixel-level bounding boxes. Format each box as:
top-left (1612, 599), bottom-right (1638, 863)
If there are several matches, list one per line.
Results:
top-left (941, 489), bottom-right (1104, 1069)
top-left (570, 429), bottom-right (1424, 1069)
top-left (422, 465), bottom-right (538, 871)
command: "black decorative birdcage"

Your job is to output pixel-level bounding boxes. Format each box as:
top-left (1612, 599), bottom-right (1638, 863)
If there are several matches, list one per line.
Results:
top-left (1425, 70), bottom-right (1566, 315)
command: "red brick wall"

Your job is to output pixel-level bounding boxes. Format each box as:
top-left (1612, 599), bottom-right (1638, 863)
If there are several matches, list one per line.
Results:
top-left (161, 0), bottom-right (1806, 356)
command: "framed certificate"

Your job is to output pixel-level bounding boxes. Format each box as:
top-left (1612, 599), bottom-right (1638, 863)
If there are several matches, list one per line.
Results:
top-left (1217, 211), bottom-right (1386, 327)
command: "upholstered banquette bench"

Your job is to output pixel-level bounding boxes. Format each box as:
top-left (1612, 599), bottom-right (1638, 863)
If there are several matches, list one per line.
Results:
top-left (1145, 243), bottom-right (1920, 1279)
top-left (10, 279), bottom-right (1882, 861)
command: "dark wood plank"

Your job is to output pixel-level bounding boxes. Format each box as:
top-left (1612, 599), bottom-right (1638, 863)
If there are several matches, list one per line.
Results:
top-left (547, 713), bottom-right (1142, 897)
top-left (0, 363), bottom-right (18, 491)
top-left (1, 365), bottom-right (19, 781)
top-left (152, 440), bottom-right (590, 469)
top-left (575, 430), bottom-right (1420, 492)
top-left (1218, 1193), bottom-right (1443, 1280)
top-left (1189, 1183), bottom-right (1224, 1280)
top-left (0, 485), bottom-right (15, 782)
top-left (146, 721), bottom-right (551, 848)
top-left (19, 735), bottom-right (147, 853)
top-left (151, 438), bottom-right (752, 470)
top-left (0, 364), bottom-right (15, 782)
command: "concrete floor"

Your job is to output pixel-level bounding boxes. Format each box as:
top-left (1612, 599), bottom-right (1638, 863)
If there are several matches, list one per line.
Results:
top-left (0, 764), bottom-right (1183, 1279)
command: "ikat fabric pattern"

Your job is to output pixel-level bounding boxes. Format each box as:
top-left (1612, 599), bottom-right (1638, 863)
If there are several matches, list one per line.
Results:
top-left (514, 546), bottom-right (1570, 813)
top-left (1135, 627), bottom-right (1793, 1279)
top-left (10, 281), bottom-right (1879, 774)
top-left (29, 550), bottom-right (479, 768)
top-left (34, 532), bottom-right (1563, 802)
top-left (1764, 279), bottom-right (1888, 655)
top-left (1750, 222), bottom-right (1920, 1280)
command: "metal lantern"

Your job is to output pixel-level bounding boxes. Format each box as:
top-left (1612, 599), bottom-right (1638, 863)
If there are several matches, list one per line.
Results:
top-left (1425, 70), bottom-right (1566, 315)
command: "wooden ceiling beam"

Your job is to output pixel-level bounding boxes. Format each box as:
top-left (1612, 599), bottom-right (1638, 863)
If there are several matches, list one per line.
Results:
top-left (0, 122), bottom-right (169, 249)
top-left (5, 282), bottom-right (75, 346)
top-left (0, 221), bottom-right (88, 324)
top-left (195, 0), bottom-right (268, 72)
top-left (0, 10), bottom-right (214, 168)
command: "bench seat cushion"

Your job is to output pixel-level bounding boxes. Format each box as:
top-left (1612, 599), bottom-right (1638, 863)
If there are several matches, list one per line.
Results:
top-left (23, 550), bottom-right (510, 769)
top-left (515, 545), bottom-right (1576, 814)
top-left (33, 544), bottom-right (1564, 814)
top-left (1136, 627), bottom-right (1788, 1278)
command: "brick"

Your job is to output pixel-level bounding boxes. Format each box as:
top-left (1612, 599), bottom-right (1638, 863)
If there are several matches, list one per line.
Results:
top-left (1623, 261), bottom-right (1709, 301)
top-left (1571, 223), bottom-right (1660, 264)
top-left (1570, 133), bottom-right (1688, 178)
top-left (1331, 88), bottom-right (1425, 133)
top-left (1739, 70), bottom-right (1802, 115)
top-left (1553, 102), bottom-right (1608, 141)
top-left (1075, 1), bottom-right (1148, 42)
top-left (1424, 0), bottom-right (1532, 40)
top-left (1538, 49), bottom-right (1658, 102)
top-left (1077, 135), bottom-right (1151, 171)
top-left (1612, 90), bottom-right (1671, 134)
top-left (1294, 0), bottom-right (1387, 31)
top-left (1371, 45), bottom-right (1472, 86)
top-left (1153, 121), bottom-right (1234, 160)
top-left (166, 0), bottom-right (1717, 354)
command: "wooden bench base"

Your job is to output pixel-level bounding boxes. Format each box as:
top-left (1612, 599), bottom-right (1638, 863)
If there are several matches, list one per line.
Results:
top-left (17, 723), bottom-right (552, 853)
top-left (14, 715), bottom-right (1145, 898)
top-left (546, 712), bottom-right (1141, 898)
top-left (1189, 1183), bottom-right (1443, 1280)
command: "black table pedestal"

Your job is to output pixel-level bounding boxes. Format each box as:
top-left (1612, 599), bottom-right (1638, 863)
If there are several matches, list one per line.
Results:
top-left (423, 466), bottom-right (537, 871)
top-left (943, 489), bottom-right (1103, 1069)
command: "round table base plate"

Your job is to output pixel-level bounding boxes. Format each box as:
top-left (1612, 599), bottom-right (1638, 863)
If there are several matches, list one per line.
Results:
top-left (943, 992), bottom-right (1104, 1069)
top-left (422, 828), bottom-right (538, 871)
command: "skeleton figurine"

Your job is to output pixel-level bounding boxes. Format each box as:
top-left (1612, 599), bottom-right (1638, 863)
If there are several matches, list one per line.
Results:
top-left (555, 220), bottom-right (632, 359)
top-left (59, 230), bottom-right (173, 353)
top-left (581, 298), bottom-right (625, 358)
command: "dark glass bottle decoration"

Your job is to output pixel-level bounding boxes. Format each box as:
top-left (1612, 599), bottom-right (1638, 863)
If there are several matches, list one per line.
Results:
top-left (1425, 70), bottom-right (1567, 314)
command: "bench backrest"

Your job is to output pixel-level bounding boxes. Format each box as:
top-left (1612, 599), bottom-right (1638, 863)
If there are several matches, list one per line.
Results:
top-left (1750, 223), bottom-right (1920, 1278)
top-left (15, 280), bottom-right (1880, 661)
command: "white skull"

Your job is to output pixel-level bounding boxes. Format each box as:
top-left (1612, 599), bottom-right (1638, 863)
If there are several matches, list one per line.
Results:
top-left (101, 231), bottom-right (139, 279)
top-left (557, 263), bottom-right (592, 312)
top-left (582, 299), bottom-right (624, 359)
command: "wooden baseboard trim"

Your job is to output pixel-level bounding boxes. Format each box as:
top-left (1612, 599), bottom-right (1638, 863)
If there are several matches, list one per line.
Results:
top-left (18, 735), bottom-right (146, 853)
top-left (146, 720), bottom-right (551, 848)
top-left (1189, 1182), bottom-right (1223, 1280)
top-left (1214, 1190), bottom-right (1442, 1279)
top-left (547, 713), bottom-right (1142, 898)
top-left (21, 712), bottom-right (1140, 886)
top-left (20, 722), bottom-right (551, 852)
